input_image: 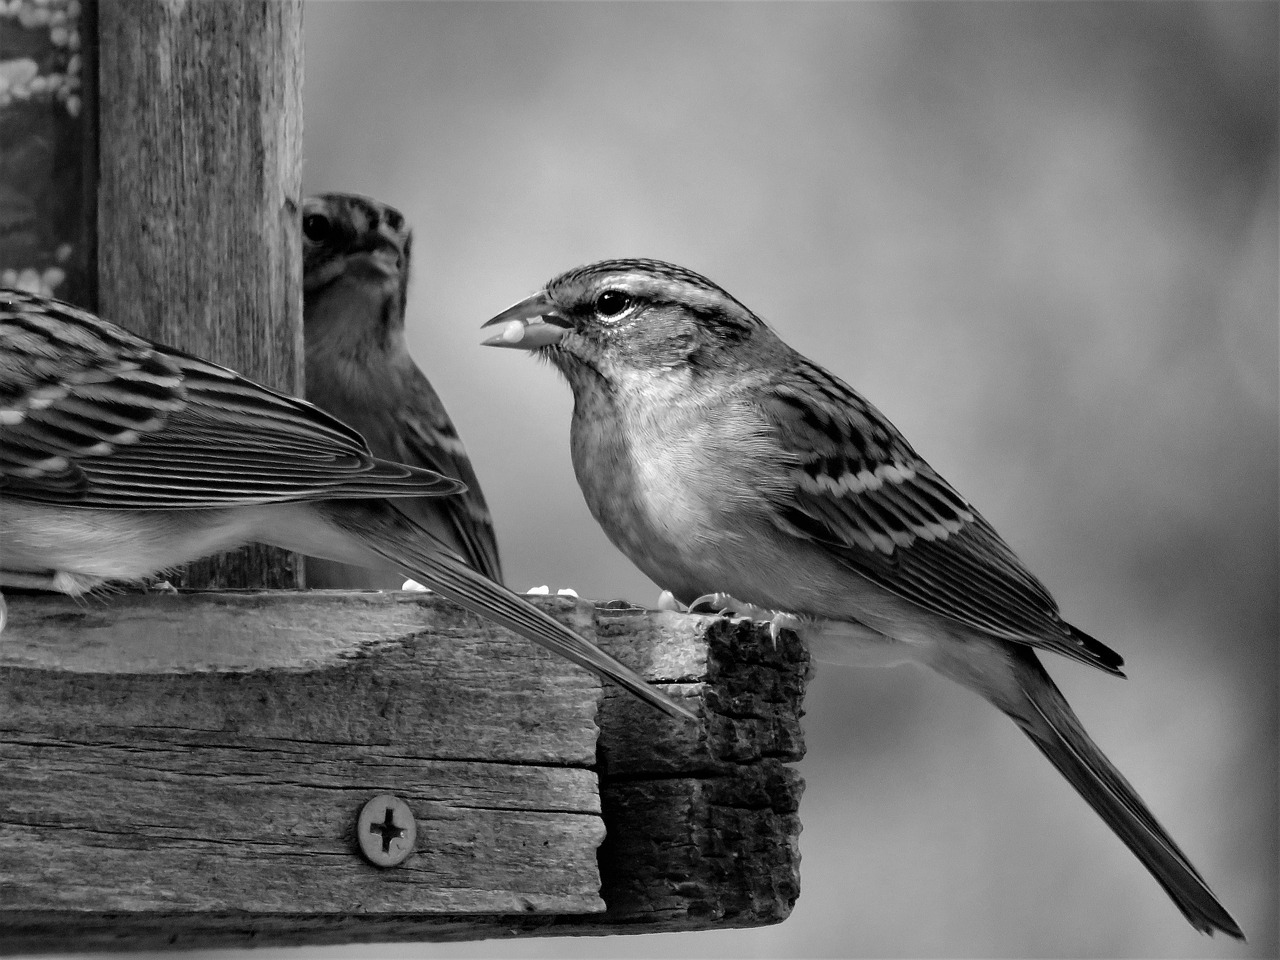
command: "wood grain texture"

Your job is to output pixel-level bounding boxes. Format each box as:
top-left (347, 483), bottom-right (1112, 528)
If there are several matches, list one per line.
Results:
top-left (0, 593), bottom-right (809, 951)
top-left (589, 607), bottom-right (809, 932)
top-left (95, 0), bottom-right (304, 589)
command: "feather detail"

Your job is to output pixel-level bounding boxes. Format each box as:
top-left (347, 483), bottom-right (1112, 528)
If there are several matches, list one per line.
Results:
top-left (1, 289), bottom-right (463, 507)
top-left (762, 357), bottom-right (1123, 675)
top-left (399, 411), bottom-right (503, 582)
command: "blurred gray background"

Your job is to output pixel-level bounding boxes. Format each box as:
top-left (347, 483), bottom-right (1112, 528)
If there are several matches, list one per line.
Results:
top-left (212, 2), bottom-right (1279, 957)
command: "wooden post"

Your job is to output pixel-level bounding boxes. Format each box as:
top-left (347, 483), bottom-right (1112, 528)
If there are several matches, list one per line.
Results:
top-left (0, 594), bottom-right (809, 951)
top-left (96, 0), bottom-right (305, 589)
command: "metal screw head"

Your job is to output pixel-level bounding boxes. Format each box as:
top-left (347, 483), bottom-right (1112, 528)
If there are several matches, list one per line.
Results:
top-left (356, 794), bottom-right (416, 868)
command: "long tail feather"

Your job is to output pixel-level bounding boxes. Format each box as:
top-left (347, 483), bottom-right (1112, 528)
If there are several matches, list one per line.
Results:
top-left (1010, 650), bottom-right (1243, 939)
top-left (330, 502), bottom-right (695, 721)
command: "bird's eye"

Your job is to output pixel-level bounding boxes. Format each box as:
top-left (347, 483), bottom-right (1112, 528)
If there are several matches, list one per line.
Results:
top-left (594, 290), bottom-right (632, 319)
top-left (302, 213), bottom-right (332, 243)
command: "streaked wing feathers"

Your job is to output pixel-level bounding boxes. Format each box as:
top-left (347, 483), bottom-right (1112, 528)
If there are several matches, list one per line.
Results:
top-left (394, 378), bottom-right (504, 582)
top-left (1, 290), bottom-right (461, 506)
top-left (763, 360), bottom-right (1123, 674)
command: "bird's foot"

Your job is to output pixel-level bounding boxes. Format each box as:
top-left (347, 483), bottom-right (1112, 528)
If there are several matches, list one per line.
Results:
top-left (0, 592), bottom-right (6, 636)
top-left (766, 611), bottom-right (808, 647)
top-left (687, 592), bottom-right (771, 619)
top-left (667, 591), bottom-right (807, 648)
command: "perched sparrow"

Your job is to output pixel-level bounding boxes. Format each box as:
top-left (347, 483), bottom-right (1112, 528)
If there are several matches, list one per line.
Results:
top-left (0, 289), bottom-right (692, 721)
top-left (483, 258), bottom-right (1242, 937)
top-left (301, 193), bottom-right (501, 587)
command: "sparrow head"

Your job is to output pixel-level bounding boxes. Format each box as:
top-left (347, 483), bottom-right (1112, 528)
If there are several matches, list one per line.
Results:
top-left (481, 258), bottom-right (775, 391)
top-left (302, 192), bottom-right (413, 307)
top-left (302, 193), bottom-right (416, 357)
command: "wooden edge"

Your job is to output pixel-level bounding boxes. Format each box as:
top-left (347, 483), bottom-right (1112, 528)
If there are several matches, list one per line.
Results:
top-left (586, 606), bottom-right (811, 931)
top-left (0, 592), bottom-right (811, 951)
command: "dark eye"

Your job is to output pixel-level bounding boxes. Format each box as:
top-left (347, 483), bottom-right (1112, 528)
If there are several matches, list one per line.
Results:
top-left (302, 212), bottom-right (332, 243)
top-left (594, 289), bottom-right (632, 318)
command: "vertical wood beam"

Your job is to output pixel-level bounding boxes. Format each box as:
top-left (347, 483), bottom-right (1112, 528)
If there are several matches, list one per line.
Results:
top-left (96, 0), bottom-right (305, 588)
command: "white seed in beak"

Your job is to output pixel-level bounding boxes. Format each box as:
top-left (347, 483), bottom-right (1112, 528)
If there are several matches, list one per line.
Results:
top-left (482, 316), bottom-right (568, 349)
top-left (497, 319), bottom-right (527, 344)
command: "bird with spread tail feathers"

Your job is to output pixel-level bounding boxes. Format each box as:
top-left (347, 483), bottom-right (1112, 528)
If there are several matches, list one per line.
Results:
top-left (482, 257), bottom-right (1243, 938)
top-left (0, 288), bottom-right (692, 721)
top-left (301, 192), bottom-right (502, 586)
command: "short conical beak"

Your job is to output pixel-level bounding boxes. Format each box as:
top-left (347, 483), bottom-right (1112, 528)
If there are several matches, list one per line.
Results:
top-left (481, 291), bottom-right (570, 349)
top-left (365, 245), bottom-right (402, 277)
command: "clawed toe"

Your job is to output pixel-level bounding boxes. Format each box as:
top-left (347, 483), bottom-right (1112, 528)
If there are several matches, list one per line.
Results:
top-left (655, 591), bottom-right (740, 614)
top-left (688, 592), bottom-right (741, 615)
top-left (658, 590), bottom-right (805, 647)
top-left (768, 612), bottom-right (806, 648)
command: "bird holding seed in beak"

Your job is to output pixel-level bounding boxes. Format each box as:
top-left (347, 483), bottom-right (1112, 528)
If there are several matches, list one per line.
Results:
top-left (482, 257), bottom-right (1242, 938)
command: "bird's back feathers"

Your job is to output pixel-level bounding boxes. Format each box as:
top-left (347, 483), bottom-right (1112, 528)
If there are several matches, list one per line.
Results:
top-left (760, 356), bottom-right (1125, 675)
top-left (1, 289), bottom-right (461, 508)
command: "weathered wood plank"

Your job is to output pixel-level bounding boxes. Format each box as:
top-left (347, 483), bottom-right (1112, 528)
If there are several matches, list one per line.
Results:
top-left (2, 742), bottom-right (601, 913)
top-left (0, 592), bottom-right (606, 940)
top-left (0, 592), bottom-right (809, 952)
top-left (95, 0), bottom-right (304, 589)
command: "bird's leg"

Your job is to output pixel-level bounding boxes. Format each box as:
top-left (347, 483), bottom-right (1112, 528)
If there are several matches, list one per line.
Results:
top-left (687, 592), bottom-right (744, 615)
top-left (767, 612), bottom-right (809, 646)
top-left (687, 591), bottom-right (776, 620)
top-left (669, 591), bottom-right (808, 649)
top-left (666, 588), bottom-right (890, 655)
top-left (656, 590), bottom-right (741, 614)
